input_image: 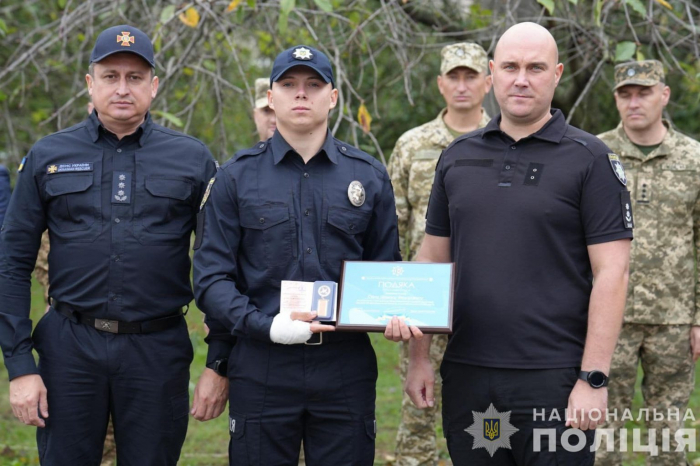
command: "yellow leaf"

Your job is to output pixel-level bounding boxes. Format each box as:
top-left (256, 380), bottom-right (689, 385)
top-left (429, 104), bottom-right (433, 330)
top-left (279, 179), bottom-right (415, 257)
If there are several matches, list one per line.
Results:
top-left (226, 0), bottom-right (243, 12)
top-left (357, 102), bottom-right (372, 134)
top-left (655, 0), bottom-right (672, 9)
top-left (179, 7), bottom-right (200, 28)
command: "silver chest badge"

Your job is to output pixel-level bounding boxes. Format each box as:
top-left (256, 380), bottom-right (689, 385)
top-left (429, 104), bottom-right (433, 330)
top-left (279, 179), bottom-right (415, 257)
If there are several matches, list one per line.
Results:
top-left (348, 181), bottom-right (365, 207)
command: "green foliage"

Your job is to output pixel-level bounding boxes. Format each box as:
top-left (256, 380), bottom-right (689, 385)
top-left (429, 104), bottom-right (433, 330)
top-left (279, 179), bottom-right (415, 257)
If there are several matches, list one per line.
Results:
top-left (615, 41), bottom-right (637, 62)
top-left (537, 0), bottom-right (555, 15)
top-left (624, 0), bottom-right (647, 17)
top-left (313, 0), bottom-right (333, 13)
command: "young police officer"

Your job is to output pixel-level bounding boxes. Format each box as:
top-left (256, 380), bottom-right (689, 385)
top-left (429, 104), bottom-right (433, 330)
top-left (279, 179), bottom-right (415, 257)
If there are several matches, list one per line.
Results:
top-left (194, 45), bottom-right (401, 465)
top-left (0, 26), bottom-right (226, 465)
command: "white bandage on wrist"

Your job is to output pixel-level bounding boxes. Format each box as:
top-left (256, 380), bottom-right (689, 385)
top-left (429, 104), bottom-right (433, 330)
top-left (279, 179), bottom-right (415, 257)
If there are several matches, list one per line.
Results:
top-left (269, 313), bottom-right (313, 344)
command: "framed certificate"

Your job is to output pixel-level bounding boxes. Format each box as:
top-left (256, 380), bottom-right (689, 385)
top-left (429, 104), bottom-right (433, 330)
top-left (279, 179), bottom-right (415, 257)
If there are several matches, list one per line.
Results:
top-left (336, 261), bottom-right (454, 334)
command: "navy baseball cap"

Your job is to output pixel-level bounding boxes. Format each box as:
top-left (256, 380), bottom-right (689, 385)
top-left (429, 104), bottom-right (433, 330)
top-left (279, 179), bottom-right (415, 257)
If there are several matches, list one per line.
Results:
top-left (90, 25), bottom-right (155, 68)
top-left (270, 45), bottom-right (335, 88)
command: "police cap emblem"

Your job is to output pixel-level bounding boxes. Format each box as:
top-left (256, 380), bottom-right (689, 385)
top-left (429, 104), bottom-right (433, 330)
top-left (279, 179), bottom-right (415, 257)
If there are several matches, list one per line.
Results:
top-left (348, 180), bottom-right (365, 207)
top-left (608, 153), bottom-right (627, 186)
top-left (292, 47), bottom-right (313, 60)
top-left (627, 68), bottom-right (636, 77)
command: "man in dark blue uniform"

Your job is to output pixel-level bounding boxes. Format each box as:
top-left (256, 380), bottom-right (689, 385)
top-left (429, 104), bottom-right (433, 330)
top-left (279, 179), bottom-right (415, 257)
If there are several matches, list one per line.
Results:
top-left (194, 45), bottom-right (401, 465)
top-left (0, 25), bottom-right (228, 465)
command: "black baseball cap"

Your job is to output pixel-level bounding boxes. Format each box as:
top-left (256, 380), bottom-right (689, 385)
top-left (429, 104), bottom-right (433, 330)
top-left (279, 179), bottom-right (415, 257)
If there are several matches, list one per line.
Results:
top-left (270, 45), bottom-right (334, 88)
top-left (90, 25), bottom-right (155, 68)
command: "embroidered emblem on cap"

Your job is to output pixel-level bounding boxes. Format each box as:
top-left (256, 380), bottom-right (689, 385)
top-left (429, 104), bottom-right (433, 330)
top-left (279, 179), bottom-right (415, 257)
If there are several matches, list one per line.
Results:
top-left (117, 32), bottom-right (135, 47)
top-left (47, 165), bottom-right (58, 174)
top-left (608, 153), bottom-right (627, 186)
top-left (348, 180), bottom-right (365, 207)
top-left (456, 48), bottom-right (465, 57)
top-left (292, 47), bottom-right (313, 60)
top-left (627, 68), bottom-right (635, 77)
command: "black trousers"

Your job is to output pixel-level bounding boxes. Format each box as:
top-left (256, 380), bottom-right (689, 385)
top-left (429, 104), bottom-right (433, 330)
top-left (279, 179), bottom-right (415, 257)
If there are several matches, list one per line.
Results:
top-left (34, 308), bottom-right (192, 466)
top-left (441, 361), bottom-right (596, 466)
top-left (227, 334), bottom-right (377, 466)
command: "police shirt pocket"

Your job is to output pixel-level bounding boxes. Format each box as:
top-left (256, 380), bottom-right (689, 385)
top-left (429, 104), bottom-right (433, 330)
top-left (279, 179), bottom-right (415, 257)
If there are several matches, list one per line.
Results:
top-left (142, 176), bottom-right (194, 235)
top-left (170, 391), bottom-right (190, 420)
top-left (322, 207), bottom-right (370, 273)
top-left (240, 204), bottom-right (295, 267)
top-left (45, 174), bottom-right (97, 232)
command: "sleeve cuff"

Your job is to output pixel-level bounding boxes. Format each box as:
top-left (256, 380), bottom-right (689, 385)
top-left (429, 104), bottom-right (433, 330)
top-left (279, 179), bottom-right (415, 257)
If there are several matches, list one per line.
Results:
top-left (205, 338), bottom-right (235, 366)
top-left (4, 352), bottom-right (38, 381)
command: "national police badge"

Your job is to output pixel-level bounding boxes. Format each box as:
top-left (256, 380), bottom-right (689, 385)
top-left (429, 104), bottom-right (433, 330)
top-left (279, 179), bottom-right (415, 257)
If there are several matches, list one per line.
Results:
top-left (608, 153), bottom-right (627, 186)
top-left (347, 180), bottom-right (365, 207)
top-left (465, 403), bottom-right (519, 457)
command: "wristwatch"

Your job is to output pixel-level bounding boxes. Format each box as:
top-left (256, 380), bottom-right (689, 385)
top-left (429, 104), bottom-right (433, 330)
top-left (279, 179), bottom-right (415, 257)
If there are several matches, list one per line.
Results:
top-left (578, 370), bottom-right (608, 388)
top-left (206, 358), bottom-right (229, 377)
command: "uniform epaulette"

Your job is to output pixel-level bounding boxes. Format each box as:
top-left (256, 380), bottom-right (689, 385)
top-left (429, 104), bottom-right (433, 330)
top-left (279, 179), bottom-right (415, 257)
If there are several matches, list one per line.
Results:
top-left (333, 139), bottom-right (384, 171)
top-left (233, 141), bottom-right (269, 162)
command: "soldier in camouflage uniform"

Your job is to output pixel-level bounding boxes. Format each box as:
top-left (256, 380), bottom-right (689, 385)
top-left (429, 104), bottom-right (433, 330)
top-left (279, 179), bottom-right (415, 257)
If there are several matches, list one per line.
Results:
top-left (387, 42), bottom-right (491, 466)
top-left (596, 60), bottom-right (700, 466)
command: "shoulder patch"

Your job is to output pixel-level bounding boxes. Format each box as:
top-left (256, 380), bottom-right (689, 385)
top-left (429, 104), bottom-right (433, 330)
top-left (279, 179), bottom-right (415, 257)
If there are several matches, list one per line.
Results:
top-left (18, 156), bottom-right (27, 173)
top-left (608, 153), bottom-right (627, 186)
top-left (200, 177), bottom-right (216, 211)
top-left (234, 141), bottom-right (267, 161)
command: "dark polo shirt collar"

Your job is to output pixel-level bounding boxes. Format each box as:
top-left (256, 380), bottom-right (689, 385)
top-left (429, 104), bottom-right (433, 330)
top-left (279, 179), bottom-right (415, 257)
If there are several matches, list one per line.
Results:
top-left (483, 109), bottom-right (568, 144)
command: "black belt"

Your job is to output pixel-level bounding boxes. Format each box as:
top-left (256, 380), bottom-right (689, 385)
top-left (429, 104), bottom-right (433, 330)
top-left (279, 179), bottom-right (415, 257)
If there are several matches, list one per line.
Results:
top-left (53, 302), bottom-right (185, 334)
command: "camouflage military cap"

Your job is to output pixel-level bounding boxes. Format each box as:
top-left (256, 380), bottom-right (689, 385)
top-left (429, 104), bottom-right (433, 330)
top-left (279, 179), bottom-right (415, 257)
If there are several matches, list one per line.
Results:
top-left (613, 60), bottom-right (665, 91)
top-left (254, 77), bottom-right (270, 109)
top-left (440, 42), bottom-right (488, 75)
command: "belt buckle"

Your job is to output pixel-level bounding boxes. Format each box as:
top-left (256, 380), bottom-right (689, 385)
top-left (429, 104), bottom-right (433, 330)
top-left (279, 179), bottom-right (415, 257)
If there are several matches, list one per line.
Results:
top-left (95, 318), bottom-right (119, 334)
top-left (305, 333), bottom-right (323, 345)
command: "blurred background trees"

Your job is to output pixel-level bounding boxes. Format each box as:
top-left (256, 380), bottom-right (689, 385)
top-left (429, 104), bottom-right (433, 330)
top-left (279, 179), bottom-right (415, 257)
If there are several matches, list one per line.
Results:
top-left (1, 0), bottom-right (698, 167)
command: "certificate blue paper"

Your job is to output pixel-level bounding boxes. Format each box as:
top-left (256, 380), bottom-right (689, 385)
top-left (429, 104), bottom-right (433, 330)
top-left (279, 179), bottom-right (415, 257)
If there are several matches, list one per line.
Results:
top-left (337, 261), bottom-right (453, 333)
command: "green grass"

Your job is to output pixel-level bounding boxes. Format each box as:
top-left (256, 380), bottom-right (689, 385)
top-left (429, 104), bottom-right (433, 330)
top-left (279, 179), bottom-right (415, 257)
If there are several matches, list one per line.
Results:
top-left (1, 280), bottom-right (699, 465)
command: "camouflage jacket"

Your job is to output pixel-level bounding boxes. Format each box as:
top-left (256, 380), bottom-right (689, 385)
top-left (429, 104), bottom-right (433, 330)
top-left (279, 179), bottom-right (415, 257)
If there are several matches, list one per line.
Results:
top-left (598, 122), bottom-right (700, 325)
top-left (34, 231), bottom-right (50, 304)
top-left (387, 108), bottom-right (490, 260)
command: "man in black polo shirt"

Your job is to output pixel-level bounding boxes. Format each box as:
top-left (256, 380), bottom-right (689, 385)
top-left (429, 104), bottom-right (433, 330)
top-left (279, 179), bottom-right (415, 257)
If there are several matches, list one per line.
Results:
top-left (389, 22), bottom-right (632, 465)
